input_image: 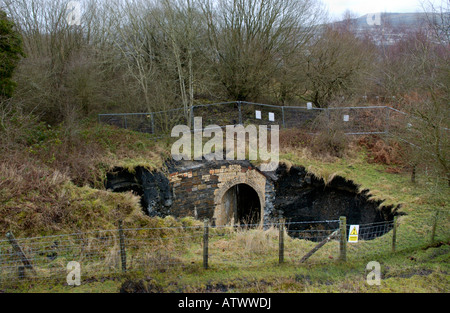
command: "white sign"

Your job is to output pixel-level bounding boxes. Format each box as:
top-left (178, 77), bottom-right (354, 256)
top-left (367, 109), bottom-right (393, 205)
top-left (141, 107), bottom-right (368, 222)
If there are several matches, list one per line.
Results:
top-left (307, 102), bottom-right (313, 110)
top-left (343, 114), bottom-right (349, 122)
top-left (268, 112), bottom-right (275, 122)
top-left (255, 110), bottom-right (261, 120)
top-left (348, 225), bottom-right (359, 243)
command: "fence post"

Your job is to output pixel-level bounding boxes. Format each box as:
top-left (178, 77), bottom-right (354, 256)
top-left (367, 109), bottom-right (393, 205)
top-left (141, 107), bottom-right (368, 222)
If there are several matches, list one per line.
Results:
top-left (339, 216), bottom-right (347, 262)
top-left (430, 209), bottom-right (439, 244)
top-left (281, 106), bottom-right (286, 128)
top-left (203, 219), bottom-right (209, 269)
top-left (150, 113), bottom-right (155, 134)
top-left (411, 164), bottom-right (416, 183)
top-left (385, 106), bottom-right (390, 135)
top-left (326, 108), bottom-right (331, 135)
top-left (392, 216), bottom-right (398, 253)
top-left (118, 220), bottom-right (127, 273)
top-left (18, 266), bottom-right (25, 280)
top-left (6, 231), bottom-right (36, 275)
top-left (238, 101), bottom-right (242, 125)
top-left (279, 218), bottom-right (285, 264)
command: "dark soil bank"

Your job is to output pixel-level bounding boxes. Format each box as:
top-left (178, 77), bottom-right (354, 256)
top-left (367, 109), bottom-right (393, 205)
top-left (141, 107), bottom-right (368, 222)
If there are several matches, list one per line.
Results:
top-left (273, 164), bottom-right (402, 240)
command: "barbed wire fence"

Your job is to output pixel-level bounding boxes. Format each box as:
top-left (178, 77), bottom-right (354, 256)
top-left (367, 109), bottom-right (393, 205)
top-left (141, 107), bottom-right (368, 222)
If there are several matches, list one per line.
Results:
top-left (1, 210), bottom-right (447, 289)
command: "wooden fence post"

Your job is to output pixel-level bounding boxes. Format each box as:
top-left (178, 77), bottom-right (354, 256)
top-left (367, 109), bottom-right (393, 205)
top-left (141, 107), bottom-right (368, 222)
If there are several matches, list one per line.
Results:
top-left (6, 231), bottom-right (36, 276)
top-left (279, 218), bottom-right (285, 264)
top-left (203, 219), bottom-right (209, 269)
top-left (18, 266), bottom-right (25, 280)
top-left (339, 216), bottom-right (347, 262)
top-left (118, 220), bottom-right (127, 273)
top-left (392, 216), bottom-right (398, 253)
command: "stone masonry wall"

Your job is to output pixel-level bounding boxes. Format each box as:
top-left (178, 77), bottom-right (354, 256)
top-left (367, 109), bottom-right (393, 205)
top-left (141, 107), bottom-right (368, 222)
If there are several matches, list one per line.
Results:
top-left (168, 161), bottom-right (271, 225)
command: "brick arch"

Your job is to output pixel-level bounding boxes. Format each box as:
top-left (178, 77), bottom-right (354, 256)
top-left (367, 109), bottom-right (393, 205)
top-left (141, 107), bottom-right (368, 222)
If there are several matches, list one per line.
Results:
top-left (213, 174), bottom-right (265, 226)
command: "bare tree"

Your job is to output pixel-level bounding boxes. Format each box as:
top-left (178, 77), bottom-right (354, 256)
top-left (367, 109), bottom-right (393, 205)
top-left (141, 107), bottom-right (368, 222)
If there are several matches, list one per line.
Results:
top-left (200, 0), bottom-right (324, 101)
top-left (384, 1), bottom-right (450, 186)
top-left (299, 25), bottom-right (376, 108)
top-left (152, 0), bottom-right (206, 126)
top-left (421, 0), bottom-right (450, 45)
top-left (3, 0), bottom-right (112, 123)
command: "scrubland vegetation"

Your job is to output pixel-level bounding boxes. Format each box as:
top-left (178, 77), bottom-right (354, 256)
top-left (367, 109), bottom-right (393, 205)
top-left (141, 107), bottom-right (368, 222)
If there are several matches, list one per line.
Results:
top-left (0, 0), bottom-right (448, 293)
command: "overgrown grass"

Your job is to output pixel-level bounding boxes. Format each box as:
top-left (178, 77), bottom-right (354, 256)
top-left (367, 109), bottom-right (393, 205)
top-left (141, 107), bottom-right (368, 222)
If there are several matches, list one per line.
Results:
top-left (5, 209), bottom-right (448, 293)
top-left (0, 116), bottom-right (170, 237)
top-left (10, 241), bottom-right (448, 293)
top-left (1, 119), bottom-right (448, 292)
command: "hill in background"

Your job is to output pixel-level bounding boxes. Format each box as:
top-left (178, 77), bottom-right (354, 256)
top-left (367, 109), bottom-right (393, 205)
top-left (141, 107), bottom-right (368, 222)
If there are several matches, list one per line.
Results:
top-left (332, 12), bottom-right (449, 45)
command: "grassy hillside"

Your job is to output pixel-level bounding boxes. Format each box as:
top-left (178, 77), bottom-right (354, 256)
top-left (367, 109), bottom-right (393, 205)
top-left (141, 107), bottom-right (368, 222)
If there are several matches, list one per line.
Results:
top-left (1, 123), bottom-right (448, 293)
top-left (0, 117), bottom-right (171, 237)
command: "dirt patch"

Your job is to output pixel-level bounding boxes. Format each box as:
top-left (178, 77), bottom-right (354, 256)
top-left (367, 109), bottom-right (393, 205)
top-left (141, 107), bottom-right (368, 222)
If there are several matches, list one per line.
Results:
top-left (205, 283), bottom-right (233, 292)
top-left (119, 278), bottom-right (163, 293)
top-left (422, 241), bottom-right (449, 250)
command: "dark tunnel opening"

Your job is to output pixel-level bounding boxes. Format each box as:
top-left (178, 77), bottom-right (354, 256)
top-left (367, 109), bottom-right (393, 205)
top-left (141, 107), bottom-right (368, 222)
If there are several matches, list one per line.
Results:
top-left (222, 183), bottom-right (261, 225)
top-left (105, 167), bottom-right (172, 217)
top-left (274, 165), bottom-right (402, 241)
top-left (105, 169), bottom-right (148, 210)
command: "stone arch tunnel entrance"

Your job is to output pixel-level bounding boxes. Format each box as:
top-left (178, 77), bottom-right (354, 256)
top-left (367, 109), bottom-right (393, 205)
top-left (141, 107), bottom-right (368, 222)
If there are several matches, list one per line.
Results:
top-left (105, 161), bottom-right (402, 242)
top-left (221, 183), bottom-right (261, 225)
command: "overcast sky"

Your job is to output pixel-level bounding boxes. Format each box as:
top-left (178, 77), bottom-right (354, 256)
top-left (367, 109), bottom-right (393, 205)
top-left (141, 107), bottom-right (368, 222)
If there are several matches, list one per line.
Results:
top-left (321, 0), bottom-right (434, 19)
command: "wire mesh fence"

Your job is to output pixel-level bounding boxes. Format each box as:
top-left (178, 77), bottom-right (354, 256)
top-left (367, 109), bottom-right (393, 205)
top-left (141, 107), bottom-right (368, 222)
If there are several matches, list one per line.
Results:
top-left (98, 107), bottom-right (188, 135)
top-left (98, 101), bottom-right (398, 137)
top-left (0, 230), bottom-right (123, 284)
top-left (282, 106), bottom-right (323, 130)
top-left (207, 223), bottom-right (279, 268)
top-left (122, 224), bottom-right (204, 272)
top-left (193, 102), bottom-right (241, 127)
top-left (2, 213), bottom-right (445, 289)
top-left (326, 106), bottom-right (389, 135)
top-left (239, 102), bottom-right (284, 127)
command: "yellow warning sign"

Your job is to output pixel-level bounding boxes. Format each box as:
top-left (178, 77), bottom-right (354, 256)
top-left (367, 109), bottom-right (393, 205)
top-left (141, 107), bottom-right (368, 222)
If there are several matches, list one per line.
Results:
top-left (348, 225), bottom-right (359, 243)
